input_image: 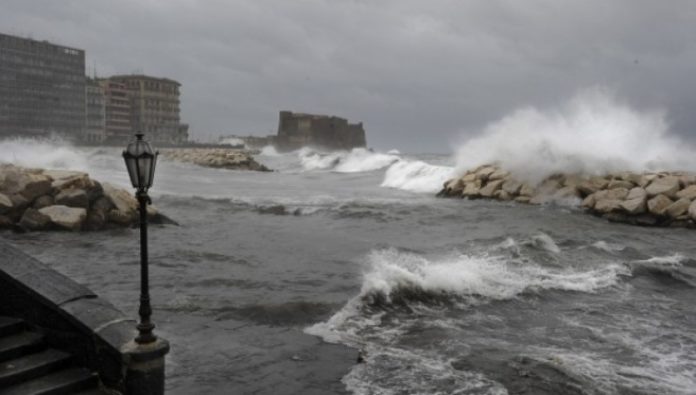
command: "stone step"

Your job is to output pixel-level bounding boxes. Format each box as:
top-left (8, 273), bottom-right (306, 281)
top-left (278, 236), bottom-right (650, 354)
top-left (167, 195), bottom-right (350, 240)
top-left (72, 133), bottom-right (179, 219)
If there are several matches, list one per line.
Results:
top-left (0, 317), bottom-right (24, 338)
top-left (0, 367), bottom-right (98, 395)
top-left (0, 348), bottom-right (73, 388)
top-left (0, 332), bottom-right (44, 363)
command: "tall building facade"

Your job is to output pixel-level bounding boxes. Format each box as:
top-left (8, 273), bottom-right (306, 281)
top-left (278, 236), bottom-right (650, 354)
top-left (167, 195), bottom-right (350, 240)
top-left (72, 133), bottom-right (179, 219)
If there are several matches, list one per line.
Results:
top-left (99, 79), bottom-right (132, 143)
top-left (109, 75), bottom-right (188, 144)
top-left (84, 78), bottom-right (105, 143)
top-left (0, 33), bottom-right (85, 139)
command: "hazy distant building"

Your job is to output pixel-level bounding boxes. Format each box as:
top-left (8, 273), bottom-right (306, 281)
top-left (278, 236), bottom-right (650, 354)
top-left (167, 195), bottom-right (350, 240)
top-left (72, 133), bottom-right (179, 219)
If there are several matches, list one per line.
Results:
top-left (99, 79), bottom-right (132, 143)
top-left (0, 33), bottom-right (85, 139)
top-left (84, 78), bottom-right (105, 143)
top-left (109, 74), bottom-right (188, 144)
top-left (276, 111), bottom-right (366, 151)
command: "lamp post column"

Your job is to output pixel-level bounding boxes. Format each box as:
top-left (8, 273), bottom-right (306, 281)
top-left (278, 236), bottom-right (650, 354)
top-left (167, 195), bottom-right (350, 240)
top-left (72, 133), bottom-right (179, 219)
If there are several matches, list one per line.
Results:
top-left (136, 190), bottom-right (156, 344)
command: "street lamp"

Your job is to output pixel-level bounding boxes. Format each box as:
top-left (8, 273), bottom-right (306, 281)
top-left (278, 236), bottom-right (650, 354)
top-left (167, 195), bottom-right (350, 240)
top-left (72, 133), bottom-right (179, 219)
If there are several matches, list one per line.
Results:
top-left (123, 132), bottom-right (159, 344)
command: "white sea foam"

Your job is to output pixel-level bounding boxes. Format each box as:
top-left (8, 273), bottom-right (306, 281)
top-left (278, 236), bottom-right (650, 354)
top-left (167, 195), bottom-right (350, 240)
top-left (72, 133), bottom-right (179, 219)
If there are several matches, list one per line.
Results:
top-left (218, 137), bottom-right (246, 147)
top-left (529, 233), bottom-right (561, 254)
top-left (591, 241), bottom-right (626, 252)
top-left (0, 138), bottom-right (91, 171)
top-left (299, 148), bottom-right (400, 173)
top-left (633, 253), bottom-right (686, 266)
top-left (259, 145), bottom-right (280, 156)
top-left (380, 160), bottom-right (454, 193)
top-left (455, 88), bottom-right (696, 184)
top-left (360, 248), bottom-right (625, 302)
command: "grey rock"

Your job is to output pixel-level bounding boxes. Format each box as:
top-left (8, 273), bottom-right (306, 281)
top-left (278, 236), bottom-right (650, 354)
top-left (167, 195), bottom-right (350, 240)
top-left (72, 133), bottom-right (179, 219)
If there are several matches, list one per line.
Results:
top-left (54, 188), bottom-right (89, 209)
top-left (18, 208), bottom-right (51, 231)
top-left (32, 194), bottom-right (54, 209)
top-left (38, 205), bottom-right (87, 231)
top-left (676, 185), bottom-right (696, 200)
top-left (647, 194), bottom-right (673, 216)
top-left (480, 180), bottom-right (504, 197)
top-left (665, 198), bottom-right (691, 219)
top-left (502, 180), bottom-right (522, 195)
top-left (645, 176), bottom-right (680, 198)
top-left (607, 179), bottom-right (634, 190)
top-left (0, 192), bottom-right (12, 214)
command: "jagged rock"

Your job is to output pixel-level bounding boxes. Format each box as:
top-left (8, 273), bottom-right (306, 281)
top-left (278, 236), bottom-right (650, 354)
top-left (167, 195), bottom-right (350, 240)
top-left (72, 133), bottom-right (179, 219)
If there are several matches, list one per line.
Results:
top-left (553, 186), bottom-right (580, 200)
top-left (666, 198), bottom-right (691, 219)
top-left (502, 180), bottom-right (522, 195)
top-left (488, 169), bottom-right (509, 181)
top-left (620, 188), bottom-right (647, 214)
top-left (519, 184), bottom-right (536, 197)
top-left (461, 173), bottom-right (477, 183)
top-left (689, 200), bottom-right (696, 221)
top-left (494, 189), bottom-right (512, 201)
top-left (645, 176), bottom-right (680, 198)
top-left (0, 193), bottom-right (12, 214)
top-left (7, 194), bottom-right (29, 221)
top-left (480, 180), bottom-right (504, 197)
top-left (445, 178), bottom-right (465, 194)
top-left (607, 179), bottom-right (634, 190)
top-left (676, 185), bottom-right (696, 200)
top-left (162, 148), bottom-right (271, 171)
top-left (577, 177), bottom-right (609, 196)
top-left (626, 187), bottom-right (647, 201)
top-left (44, 170), bottom-right (90, 191)
top-left (32, 195), bottom-right (54, 209)
top-left (54, 188), bottom-right (89, 209)
top-left (581, 194), bottom-right (596, 209)
top-left (562, 174), bottom-right (584, 188)
top-left (108, 209), bottom-right (133, 225)
top-left (102, 183), bottom-right (137, 221)
top-left (18, 208), bottom-right (51, 231)
top-left (616, 172), bottom-right (643, 185)
top-left (462, 180), bottom-right (482, 197)
top-left (647, 194), bottom-right (673, 216)
top-left (38, 205), bottom-right (87, 231)
top-left (594, 187), bottom-right (630, 201)
top-left (594, 199), bottom-right (623, 213)
top-left (639, 174), bottom-right (657, 188)
top-left (476, 166), bottom-right (497, 181)
top-left (678, 174), bottom-right (696, 188)
top-left (1, 172), bottom-right (52, 202)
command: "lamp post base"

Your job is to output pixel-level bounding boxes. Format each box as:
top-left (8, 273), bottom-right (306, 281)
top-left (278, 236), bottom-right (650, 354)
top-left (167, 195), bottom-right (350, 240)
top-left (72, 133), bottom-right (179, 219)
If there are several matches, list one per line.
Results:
top-left (124, 337), bottom-right (170, 395)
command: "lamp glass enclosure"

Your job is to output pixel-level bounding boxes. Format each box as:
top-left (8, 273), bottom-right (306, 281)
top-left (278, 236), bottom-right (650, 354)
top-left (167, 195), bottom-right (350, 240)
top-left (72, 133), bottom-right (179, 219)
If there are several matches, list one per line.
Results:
top-left (123, 133), bottom-right (158, 190)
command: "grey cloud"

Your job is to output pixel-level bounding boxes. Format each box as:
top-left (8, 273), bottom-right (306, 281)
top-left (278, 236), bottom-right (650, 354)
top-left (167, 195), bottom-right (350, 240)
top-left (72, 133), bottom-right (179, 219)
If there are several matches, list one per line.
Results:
top-left (2, 0), bottom-right (695, 152)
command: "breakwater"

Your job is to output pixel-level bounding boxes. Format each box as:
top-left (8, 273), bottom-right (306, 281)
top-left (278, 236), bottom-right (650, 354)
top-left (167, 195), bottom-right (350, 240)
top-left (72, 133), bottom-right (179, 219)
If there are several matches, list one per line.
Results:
top-left (438, 164), bottom-right (696, 228)
top-left (161, 148), bottom-right (270, 171)
top-left (0, 164), bottom-right (167, 231)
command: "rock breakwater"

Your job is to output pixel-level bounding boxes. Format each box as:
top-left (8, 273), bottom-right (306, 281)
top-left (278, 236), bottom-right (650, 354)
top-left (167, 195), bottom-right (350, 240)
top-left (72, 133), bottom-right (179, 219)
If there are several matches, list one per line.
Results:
top-left (161, 148), bottom-right (270, 171)
top-left (0, 164), bottom-right (169, 232)
top-left (438, 164), bottom-right (696, 228)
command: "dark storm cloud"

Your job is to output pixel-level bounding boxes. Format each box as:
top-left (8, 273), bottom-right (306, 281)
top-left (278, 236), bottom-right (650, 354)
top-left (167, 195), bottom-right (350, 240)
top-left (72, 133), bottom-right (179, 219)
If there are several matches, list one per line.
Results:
top-left (2, 0), bottom-right (695, 151)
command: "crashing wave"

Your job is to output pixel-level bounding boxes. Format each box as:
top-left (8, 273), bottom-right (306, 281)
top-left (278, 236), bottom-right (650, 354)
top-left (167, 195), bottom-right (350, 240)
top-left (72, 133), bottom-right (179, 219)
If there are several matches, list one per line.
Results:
top-left (299, 148), bottom-right (400, 173)
top-left (380, 160), bottom-right (454, 193)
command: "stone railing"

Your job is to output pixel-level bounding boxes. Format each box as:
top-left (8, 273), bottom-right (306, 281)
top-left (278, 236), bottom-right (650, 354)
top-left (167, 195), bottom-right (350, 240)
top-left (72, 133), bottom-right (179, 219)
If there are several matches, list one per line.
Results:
top-left (0, 238), bottom-right (169, 394)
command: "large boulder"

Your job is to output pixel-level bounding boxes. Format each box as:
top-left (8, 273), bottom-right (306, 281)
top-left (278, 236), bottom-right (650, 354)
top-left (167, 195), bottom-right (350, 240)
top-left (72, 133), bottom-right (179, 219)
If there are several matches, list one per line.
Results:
top-left (462, 180), bottom-right (482, 197)
top-left (594, 199), bottom-right (622, 214)
top-left (479, 180), bottom-right (504, 197)
top-left (676, 185), bottom-right (696, 200)
top-left (84, 196), bottom-right (115, 231)
top-left (38, 205), bottom-right (87, 231)
top-left (607, 179), bottom-right (634, 190)
top-left (647, 194), bottom-right (673, 216)
top-left (475, 166), bottom-right (497, 181)
top-left (54, 188), bottom-right (89, 209)
top-left (577, 177), bottom-right (609, 196)
top-left (665, 198), bottom-right (691, 219)
top-left (620, 188), bottom-right (647, 214)
top-left (645, 176), bottom-right (680, 198)
top-left (488, 169), bottom-right (509, 181)
top-left (0, 171), bottom-right (52, 202)
top-left (18, 208), bottom-right (51, 231)
top-left (502, 180), bottom-right (523, 195)
top-left (689, 200), bottom-right (696, 221)
top-left (32, 195), bottom-right (54, 209)
top-left (102, 183), bottom-right (137, 221)
top-left (0, 193), bottom-right (12, 214)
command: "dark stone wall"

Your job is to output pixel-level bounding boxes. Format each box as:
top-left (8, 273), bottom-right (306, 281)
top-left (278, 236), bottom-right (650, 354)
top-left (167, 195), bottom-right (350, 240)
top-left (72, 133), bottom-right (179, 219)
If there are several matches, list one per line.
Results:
top-left (0, 238), bottom-right (137, 393)
top-left (276, 111), bottom-right (367, 151)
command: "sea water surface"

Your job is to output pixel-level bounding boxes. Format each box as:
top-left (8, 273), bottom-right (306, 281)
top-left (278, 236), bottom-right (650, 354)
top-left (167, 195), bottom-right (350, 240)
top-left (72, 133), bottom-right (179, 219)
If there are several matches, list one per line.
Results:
top-left (2, 140), bottom-right (696, 395)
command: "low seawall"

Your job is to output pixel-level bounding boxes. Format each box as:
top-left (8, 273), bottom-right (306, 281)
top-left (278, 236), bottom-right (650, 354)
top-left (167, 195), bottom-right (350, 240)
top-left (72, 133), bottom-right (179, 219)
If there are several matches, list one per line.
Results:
top-left (0, 238), bottom-right (169, 393)
top-left (438, 164), bottom-right (696, 228)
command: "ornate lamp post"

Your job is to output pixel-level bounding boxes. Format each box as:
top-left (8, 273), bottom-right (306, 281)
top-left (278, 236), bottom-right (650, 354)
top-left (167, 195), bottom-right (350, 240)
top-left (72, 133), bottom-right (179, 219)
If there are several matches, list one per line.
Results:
top-left (123, 132), bottom-right (159, 344)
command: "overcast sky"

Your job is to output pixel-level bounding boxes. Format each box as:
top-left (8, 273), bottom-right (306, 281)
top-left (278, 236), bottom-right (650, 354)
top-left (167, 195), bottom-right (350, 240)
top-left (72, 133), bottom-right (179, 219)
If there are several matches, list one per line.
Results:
top-left (2, 0), bottom-right (695, 152)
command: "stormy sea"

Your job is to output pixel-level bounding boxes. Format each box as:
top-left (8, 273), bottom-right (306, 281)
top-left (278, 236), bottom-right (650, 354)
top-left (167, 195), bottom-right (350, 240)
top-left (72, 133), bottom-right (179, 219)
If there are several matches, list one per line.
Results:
top-left (2, 95), bottom-right (696, 395)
